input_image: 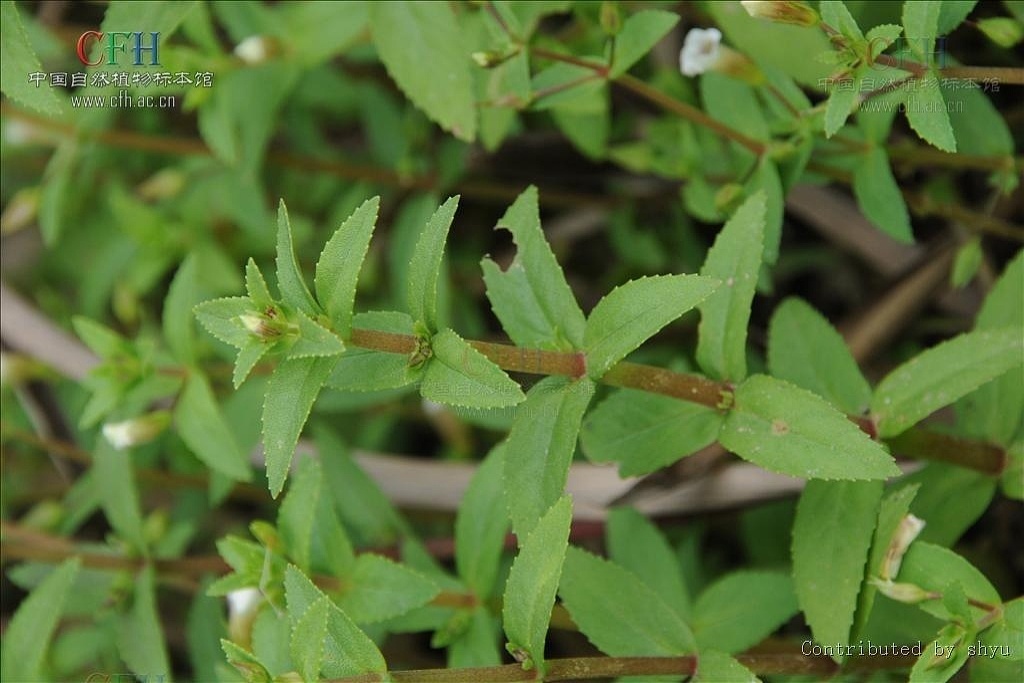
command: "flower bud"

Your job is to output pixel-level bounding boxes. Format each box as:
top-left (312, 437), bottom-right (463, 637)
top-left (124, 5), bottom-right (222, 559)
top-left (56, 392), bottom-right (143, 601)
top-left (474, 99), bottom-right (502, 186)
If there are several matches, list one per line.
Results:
top-left (234, 35), bottom-right (278, 65)
top-left (882, 513), bottom-right (926, 579)
top-left (102, 411), bottom-right (171, 450)
top-left (1, 187), bottom-right (40, 235)
top-left (740, 1), bottom-right (820, 27)
top-left (679, 28), bottom-right (763, 83)
top-left (240, 312), bottom-right (282, 341)
top-left (227, 587), bottom-right (262, 647)
top-left (870, 578), bottom-right (936, 604)
top-left (600, 1), bottom-right (622, 36)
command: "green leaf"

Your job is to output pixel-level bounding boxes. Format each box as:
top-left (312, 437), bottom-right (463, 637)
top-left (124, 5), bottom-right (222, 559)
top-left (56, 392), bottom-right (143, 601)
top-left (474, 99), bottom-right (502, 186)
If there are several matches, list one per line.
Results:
top-left (696, 192), bottom-right (767, 382)
top-left (585, 274), bottom-right (718, 379)
top-left (276, 200), bottom-right (320, 316)
top-left (582, 388), bottom-right (722, 477)
top-left (456, 445), bottom-right (509, 597)
top-left (73, 316), bottom-right (129, 358)
top-left (117, 566), bottom-right (171, 679)
top-left (163, 254), bottom-right (201, 362)
top-left (694, 650), bottom-right (759, 683)
top-left (0, 1), bottom-right (64, 115)
top-left (937, 1), bottom-right (978, 34)
top-left (504, 377), bottom-right (594, 537)
top-left (288, 309), bottom-right (346, 359)
top-left (904, 77), bottom-right (956, 152)
top-left (721, 375), bottom-right (899, 480)
top-left (370, 1), bottom-right (476, 141)
top-left (872, 327), bottom-right (1023, 437)
top-left (821, 1), bottom-right (864, 40)
top-left (338, 554), bottom-right (440, 623)
top-left (910, 623), bottom-right (971, 683)
top-left (607, 507), bottom-right (691, 620)
top-left (176, 372), bottom-right (251, 481)
top-left (263, 356), bottom-right (338, 497)
top-left (502, 496), bottom-right (573, 674)
top-left (768, 297), bottom-right (872, 414)
top-left (481, 186), bottom-right (585, 350)
top-left (902, 0), bottom-right (941, 59)
top-left (558, 546), bottom-right (696, 656)
top-left (448, 606), bottom-right (502, 668)
top-left (291, 597), bottom-right (328, 682)
top-left (327, 311), bottom-right (421, 392)
top-left (314, 196), bottom-right (380, 337)
top-left (898, 463), bottom-right (994, 546)
top-left (693, 570), bottom-right (798, 654)
top-left (897, 542), bottom-right (1000, 622)
top-left (234, 341), bottom-right (268, 389)
top-left (420, 328), bottom-right (524, 408)
top-left (93, 437), bottom-right (147, 551)
top-left (194, 297), bottom-right (255, 349)
top-left (283, 565), bottom-right (387, 677)
top-left (246, 259), bottom-right (274, 310)
top-left (279, 458), bottom-right (354, 574)
top-left (407, 196), bottom-right (459, 330)
top-left (792, 480), bottom-right (883, 659)
top-left (951, 238), bottom-right (982, 288)
top-left (221, 639), bottom-right (272, 683)
top-left (824, 85), bottom-right (859, 138)
top-left (610, 10), bottom-right (679, 77)
top-left (1, 557), bottom-right (80, 682)
top-left (853, 147), bottom-right (914, 243)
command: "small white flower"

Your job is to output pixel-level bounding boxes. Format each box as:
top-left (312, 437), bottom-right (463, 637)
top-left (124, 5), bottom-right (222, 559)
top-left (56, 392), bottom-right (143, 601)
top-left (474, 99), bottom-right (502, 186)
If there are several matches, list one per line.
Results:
top-left (234, 35), bottom-right (272, 65)
top-left (227, 587), bottom-right (262, 619)
top-left (102, 412), bottom-right (169, 450)
top-left (679, 28), bottom-right (723, 77)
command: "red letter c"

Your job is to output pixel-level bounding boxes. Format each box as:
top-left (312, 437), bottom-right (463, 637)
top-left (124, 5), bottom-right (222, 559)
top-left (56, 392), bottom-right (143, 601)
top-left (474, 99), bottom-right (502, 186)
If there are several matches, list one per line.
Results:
top-left (76, 31), bottom-right (103, 66)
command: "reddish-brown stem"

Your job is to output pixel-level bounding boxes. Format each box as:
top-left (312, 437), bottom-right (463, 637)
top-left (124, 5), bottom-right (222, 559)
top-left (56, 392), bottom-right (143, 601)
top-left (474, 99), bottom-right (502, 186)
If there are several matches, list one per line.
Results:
top-left (531, 45), bottom-right (609, 74)
top-left (886, 430), bottom-right (1005, 476)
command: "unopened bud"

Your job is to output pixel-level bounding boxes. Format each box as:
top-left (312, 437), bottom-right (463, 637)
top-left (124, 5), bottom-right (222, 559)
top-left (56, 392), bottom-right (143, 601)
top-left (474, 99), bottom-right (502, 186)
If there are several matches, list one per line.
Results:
top-left (234, 35), bottom-right (277, 65)
top-left (740, 1), bottom-right (820, 27)
top-left (227, 587), bottom-right (262, 647)
top-left (102, 411), bottom-right (171, 450)
top-left (679, 28), bottom-right (763, 83)
top-left (600, 1), bottom-right (622, 36)
top-left (882, 513), bottom-right (926, 580)
top-left (870, 578), bottom-right (936, 604)
top-left (240, 312), bottom-right (281, 341)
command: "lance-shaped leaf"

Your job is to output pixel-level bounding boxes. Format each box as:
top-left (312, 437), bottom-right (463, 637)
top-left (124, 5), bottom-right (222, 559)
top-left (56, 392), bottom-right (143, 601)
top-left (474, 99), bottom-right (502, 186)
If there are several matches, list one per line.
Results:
top-left (176, 372), bottom-right (251, 481)
top-left (792, 480), bottom-right (883, 660)
top-left (720, 375), bottom-right (899, 480)
top-left (194, 297), bottom-right (255, 349)
top-left (117, 566), bottom-right (171, 679)
top-left (768, 297), bottom-right (872, 415)
top-left (610, 10), bottom-right (679, 77)
top-left (314, 196), bottom-right (380, 337)
top-left (163, 254), bottom-right (200, 363)
top-left (503, 496), bottom-right (572, 675)
top-left (456, 445), bottom-right (508, 597)
top-left (276, 200), bottom-right (319, 316)
top-left (93, 437), bottom-right (147, 551)
top-left (292, 597), bottom-right (328, 682)
top-left (905, 76), bottom-right (956, 152)
top-left (263, 356), bottom-right (338, 497)
top-left (407, 196), bottom-right (459, 330)
top-left (283, 565), bottom-right (387, 678)
top-left (420, 328), bottom-right (524, 409)
top-left (370, 1), bottom-right (476, 141)
top-left (693, 570), bottom-right (798, 655)
top-left (1, 558), bottom-right (80, 682)
top-left (694, 650), bottom-right (759, 683)
top-left (872, 327), bottom-right (1023, 437)
top-left (853, 147), bottom-right (913, 243)
top-left (337, 554), bottom-right (440, 623)
top-left (0, 1), bottom-right (64, 115)
top-left (606, 507), bottom-right (691, 620)
top-left (481, 186), bottom-right (585, 351)
top-left (585, 274), bottom-right (719, 378)
top-left (505, 377), bottom-right (594, 537)
top-left (902, 0), bottom-right (941, 60)
top-left (696, 192), bottom-right (766, 382)
top-left (278, 458), bottom-right (354, 575)
top-left (559, 547), bottom-right (696, 656)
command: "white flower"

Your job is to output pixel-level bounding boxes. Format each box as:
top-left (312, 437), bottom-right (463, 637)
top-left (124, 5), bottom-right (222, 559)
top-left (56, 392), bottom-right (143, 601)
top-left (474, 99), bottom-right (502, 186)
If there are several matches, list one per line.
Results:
top-left (227, 587), bottom-right (262, 619)
top-left (102, 412), bottom-right (169, 450)
top-left (234, 35), bottom-right (272, 65)
top-left (679, 28), bottom-right (723, 77)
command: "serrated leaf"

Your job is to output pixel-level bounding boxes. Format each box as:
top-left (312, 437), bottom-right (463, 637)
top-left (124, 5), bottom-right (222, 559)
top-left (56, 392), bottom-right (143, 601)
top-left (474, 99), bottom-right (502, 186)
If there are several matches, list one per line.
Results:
top-left (697, 192), bottom-right (766, 382)
top-left (904, 77), bottom-right (956, 152)
top-left (585, 274), bottom-right (718, 379)
top-left (610, 9), bottom-right (679, 77)
top-left (338, 554), bottom-right (440, 623)
top-left (288, 309), bottom-right (345, 359)
top-left (291, 597), bottom-right (328, 682)
top-left (195, 297), bottom-right (256, 350)
top-left (937, 1), bottom-right (978, 34)
top-left (865, 23), bottom-right (904, 51)
top-left (559, 546), bottom-right (696, 656)
top-left (695, 650), bottom-right (759, 683)
top-left (504, 377), bottom-right (594, 537)
top-left (481, 186), bottom-right (585, 351)
top-left (407, 196), bottom-right (459, 330)
top-left (263, 356), bottom-right (338, 497)
top-left (279, 458), bottom-right (354, 575)
top-left (902, 0), bottom-right (941, 59)
top-left (221, 639), bottom-right (272, 683)
top-left (747, 158), bottom-right (783, 264)
top-left (420, 328), bottom-right (524, 409)
top-left (0, 557), bottom-right (80, 682)
top-left (853, 147), bottom-right (914, 243)
top-left (898, 542), bottom-right (1000, 622)
top-left (276, 200), bottom-right (319, 316)
top-left (176, 372), bottom-right (251, 481)
top-left (0, 1), bottom-right (64, 115)
top-left (314, 196), bottom-right (380, 337)
top-left (721, 375), bottom-right (899, 480)
top-left (117, 566), bottom-right (170, 679)
top-left (872, 327), bottom-right (1023, 437)
top-left (370, 1), bottom-right (476, 140)
top-left (502, 496), bottom-right (572, 674)
top-left (792, 480), bottom-right (883, 659)
top-left (456, 445), bottom-right (508, 597)
top-left (327, 311), bottom-right (421, 392)
top-left (163, 254), bottom-right (200, 362)
top-left (283, 565), bottom-right (387, 677)
top-left (821, 0), bottom-right (864, 40)
top-left (693, 570), bottom-right (798, 654)
top-left (607, 507), bottom-right (690, 620)
top-left (93, 437), bottom-right (147, 551)
top-left (234, 341), bottom-right (268, 388)
top-left (581, 389), bottom-right (722, 477)
top-left (246, 258), bottom-right (274, 310)
top-left (824, 85), bottom-right (858, 138)
top-left (768, 297), bottom-right (872, 414)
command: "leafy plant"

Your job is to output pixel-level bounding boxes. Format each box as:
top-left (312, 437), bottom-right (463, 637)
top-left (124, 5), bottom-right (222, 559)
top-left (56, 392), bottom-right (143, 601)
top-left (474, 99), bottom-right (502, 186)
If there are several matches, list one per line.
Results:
top-left (2, 1), bottom-right (1022, 682)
